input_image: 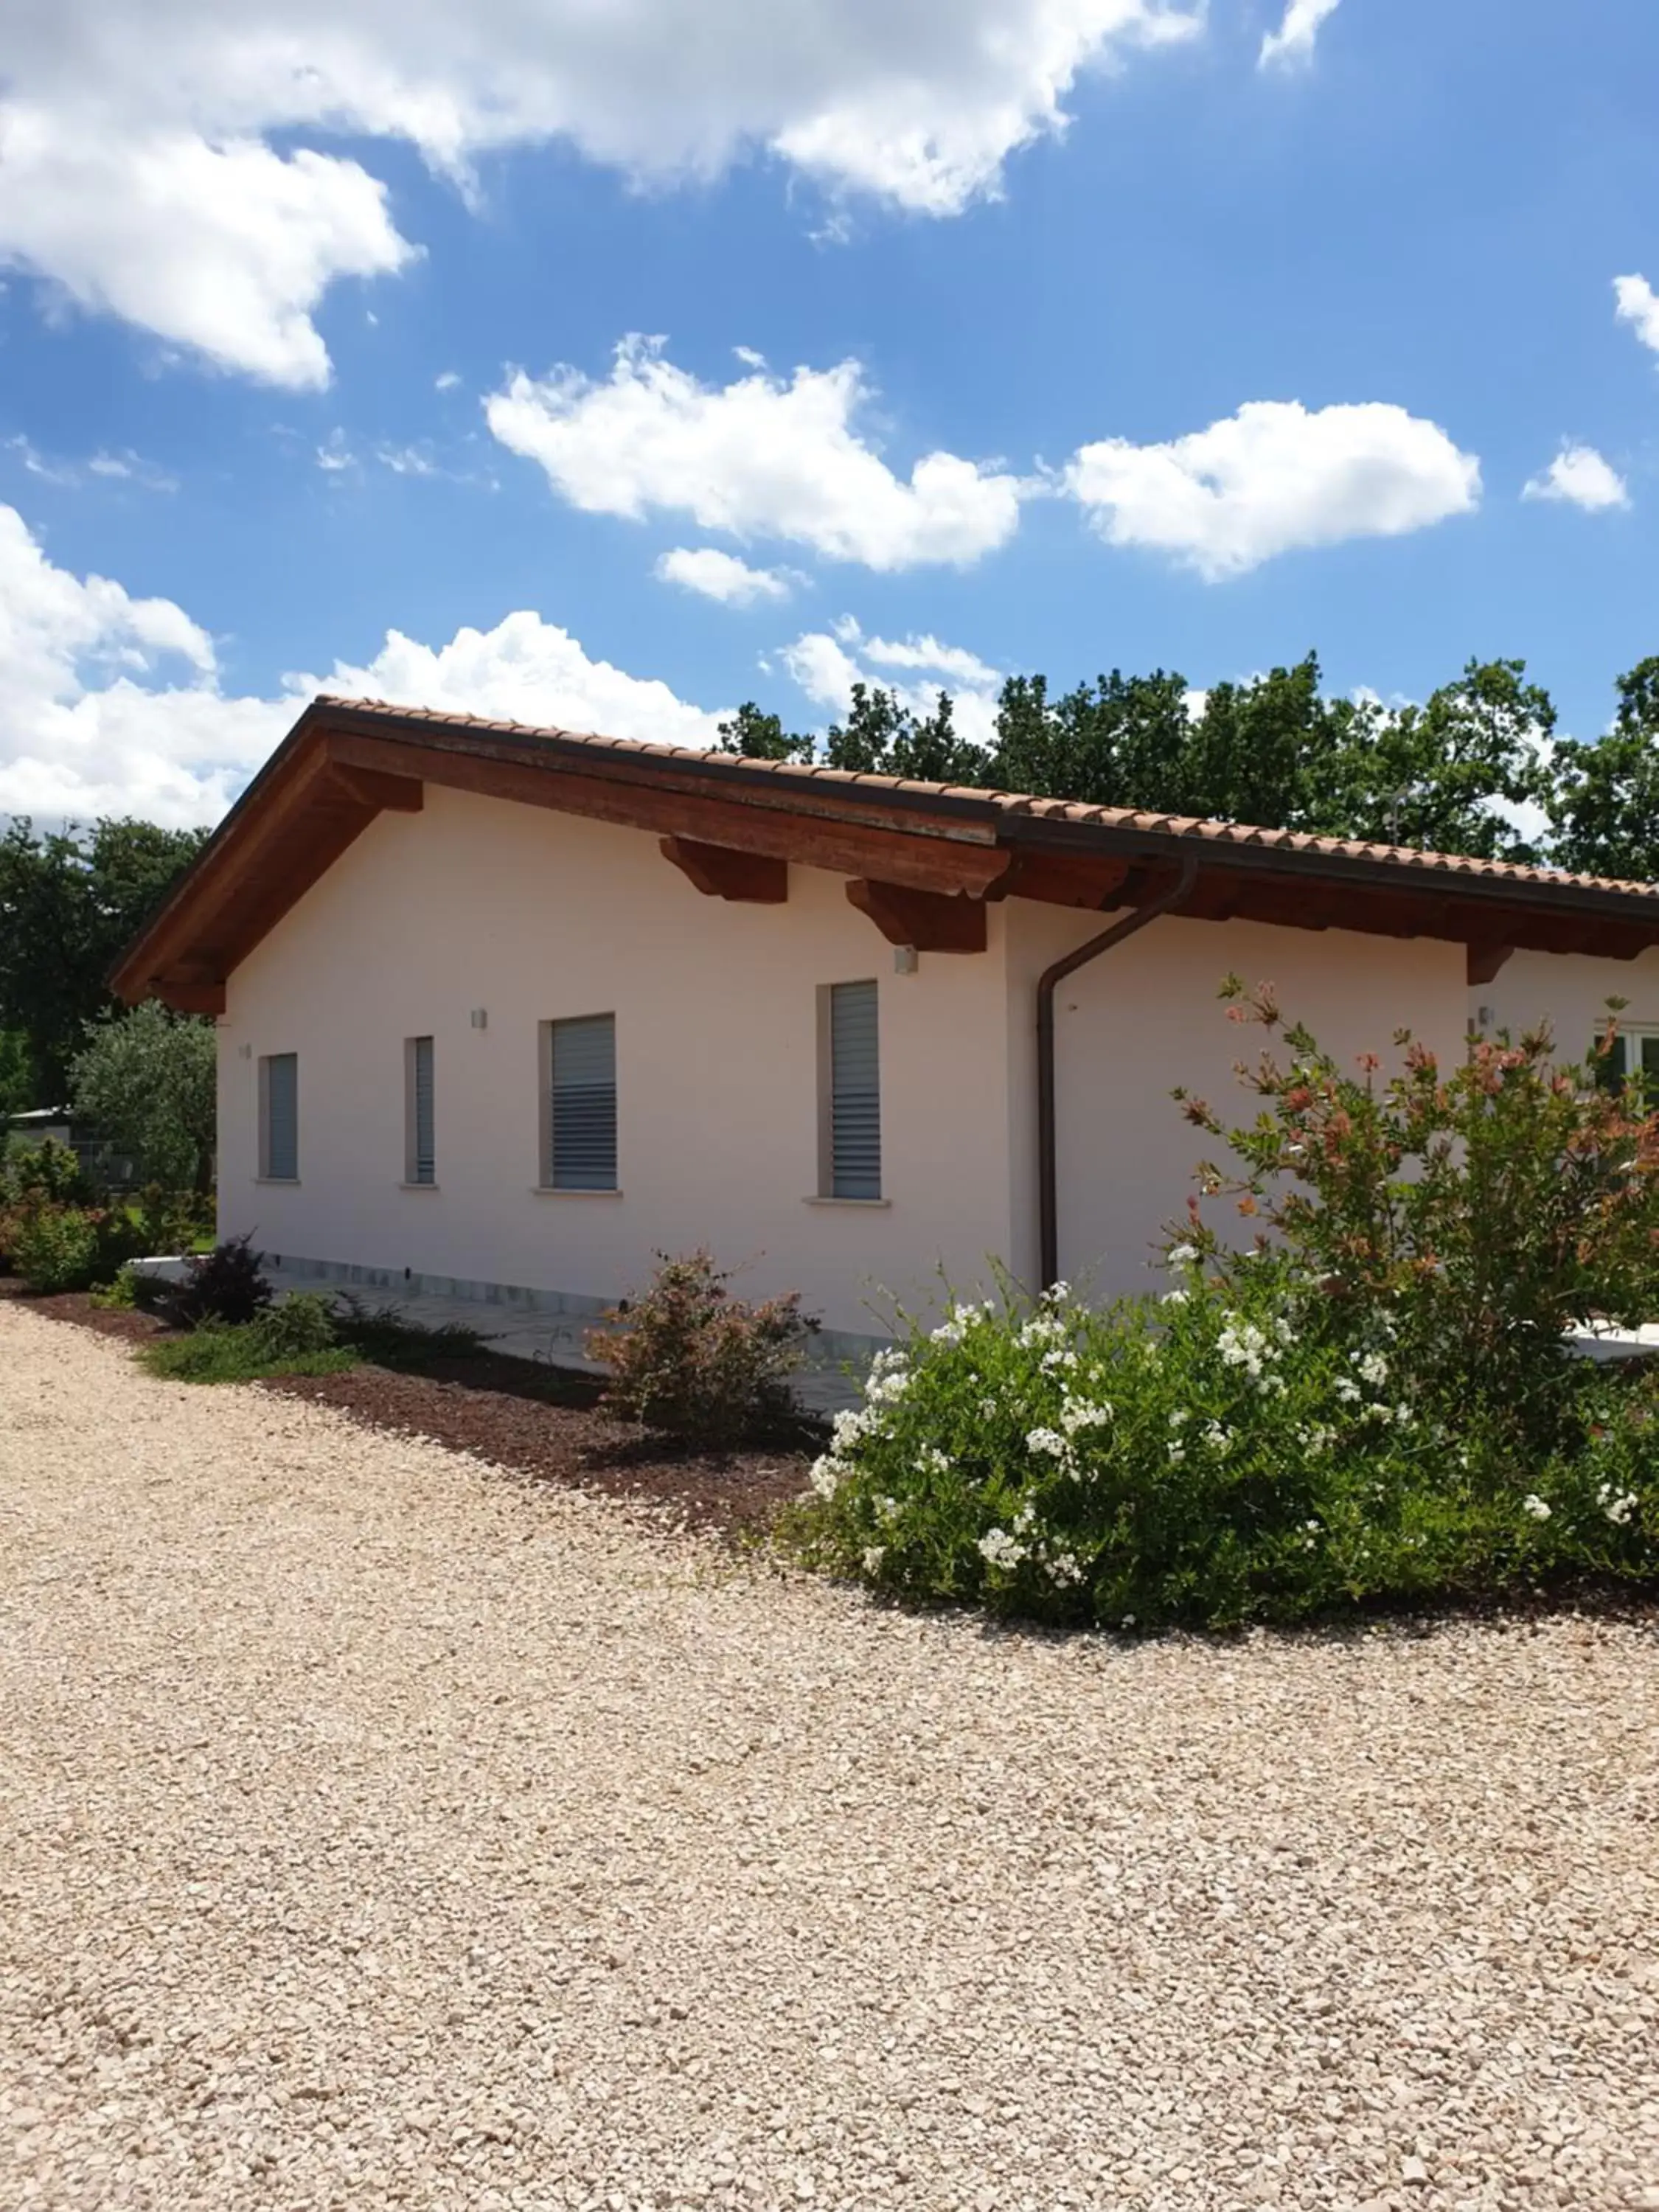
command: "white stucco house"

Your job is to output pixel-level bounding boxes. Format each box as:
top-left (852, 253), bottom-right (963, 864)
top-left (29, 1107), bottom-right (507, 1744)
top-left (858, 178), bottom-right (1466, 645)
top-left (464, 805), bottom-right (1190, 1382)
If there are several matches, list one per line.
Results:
top-left (114, 698), bottom-right (1659, 1356)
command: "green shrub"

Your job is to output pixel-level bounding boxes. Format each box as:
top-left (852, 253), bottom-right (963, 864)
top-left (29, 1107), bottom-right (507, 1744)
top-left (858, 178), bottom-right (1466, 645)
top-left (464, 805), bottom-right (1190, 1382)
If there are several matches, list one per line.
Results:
top-left (140, 1293), bottom-right (358, 1384)
top-left (798, 1267), bottom-right (1657, 1632)
top-left (11, 1206), bottom-right (101, 1293)
top-left (588, 1249), bottom-right (817, 1447)
top-left (4, 1136), bottom-right (89, 1208)
top-left (90, 1263), bottom-right (140, 1310)
top-left (332, 1293), bottom-right (491, 1368)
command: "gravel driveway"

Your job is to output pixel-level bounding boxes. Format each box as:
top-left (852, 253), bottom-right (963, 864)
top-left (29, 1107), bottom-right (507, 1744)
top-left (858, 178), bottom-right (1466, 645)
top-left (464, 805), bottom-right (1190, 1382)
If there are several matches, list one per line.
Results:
top-left (3, 1305), bottom-right (1657, 2212)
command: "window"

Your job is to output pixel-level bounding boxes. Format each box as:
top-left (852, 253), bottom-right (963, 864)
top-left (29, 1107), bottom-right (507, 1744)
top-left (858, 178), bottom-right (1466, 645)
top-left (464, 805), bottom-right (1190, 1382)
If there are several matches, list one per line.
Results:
top-left (543, 1014), bottom-right (617, 1190)
top-left (1591, 1024), bottom-right (1659, 1093)
top-left (406, 1035), bottom-right (435, 1184)
top-left (259, 1052), bottom-right (298, 1180)
top-left (820, 979), bottom-right (881, 1200)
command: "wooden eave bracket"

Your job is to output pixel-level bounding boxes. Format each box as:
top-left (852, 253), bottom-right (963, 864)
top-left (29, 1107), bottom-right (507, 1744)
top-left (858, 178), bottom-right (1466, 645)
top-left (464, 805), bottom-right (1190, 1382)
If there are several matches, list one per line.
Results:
top-left (846, 878), bottom-right (989, 953)
top-left (1466, 943), bottom-right (1515, 987)
top-left (660, 836), bottom-right (787, 903)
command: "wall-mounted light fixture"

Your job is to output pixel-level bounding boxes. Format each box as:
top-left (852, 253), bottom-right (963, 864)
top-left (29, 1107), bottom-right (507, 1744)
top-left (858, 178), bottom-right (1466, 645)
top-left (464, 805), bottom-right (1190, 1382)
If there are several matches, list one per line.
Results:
top-left (470, 1008), bottom-right (488, 1029)
top-left (893, 946), bottom-right (919, 977)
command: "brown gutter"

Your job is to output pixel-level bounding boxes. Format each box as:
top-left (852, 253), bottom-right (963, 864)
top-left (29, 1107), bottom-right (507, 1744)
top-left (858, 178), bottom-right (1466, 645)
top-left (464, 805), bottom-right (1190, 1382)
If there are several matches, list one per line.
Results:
top-left (1037, 855), bottom-right (1201, 1291)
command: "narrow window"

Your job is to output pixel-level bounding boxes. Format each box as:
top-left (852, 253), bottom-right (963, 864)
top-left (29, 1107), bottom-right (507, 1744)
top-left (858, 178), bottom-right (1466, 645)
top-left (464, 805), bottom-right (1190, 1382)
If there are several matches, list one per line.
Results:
top-left (259, 1052), bottom-right (299, 1180)
top-left (406, 1036), bottom-right (435, 1184)
top-left (545, 1015), bottom-right (617, 1190)
top-left (821, 980), bottom-right (881, 1200)
top-left (1593, 1025), bottom-right (1659, 1095)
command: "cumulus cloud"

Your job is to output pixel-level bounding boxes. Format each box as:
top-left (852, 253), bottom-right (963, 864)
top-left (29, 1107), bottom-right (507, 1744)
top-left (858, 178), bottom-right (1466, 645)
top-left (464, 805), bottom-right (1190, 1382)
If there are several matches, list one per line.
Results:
top-left (489, 336), bottom-right (1026, 571)
top-left (1, 1), bottom-right (1197, 380)
top-left (302, 612), bottom-right (727, 749)
top-left (1064, 398), bottom-right (1481, 578)
top-left (0, 501), bottom-right (726, 825)
top-left (1522, 442), bottom-right (1630, 512)
top-left (1259, 0), bottom-right (1342, 69)
top-left (655, 546), bottom-right (794, 605)
top-left (0, 501), bottom-right (290, 825)
top-left (783, 616), bottom-right (1002, 748)
top-left (1614, 274), bottom-right (1659, 358)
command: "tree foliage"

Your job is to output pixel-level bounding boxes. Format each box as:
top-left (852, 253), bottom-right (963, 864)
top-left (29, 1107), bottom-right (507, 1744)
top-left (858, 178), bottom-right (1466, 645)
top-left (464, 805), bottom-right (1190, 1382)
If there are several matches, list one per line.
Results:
top-left (0, 818), bottom-right (209, 1107)
top-left (69, 1001), bottom-right (218, 1192)
top-left (1548, 657), bottom-right (1659, 882)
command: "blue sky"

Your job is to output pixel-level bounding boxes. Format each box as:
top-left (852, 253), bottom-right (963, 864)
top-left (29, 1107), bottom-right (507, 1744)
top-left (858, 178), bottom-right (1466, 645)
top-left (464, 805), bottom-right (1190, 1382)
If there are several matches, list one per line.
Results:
top-left (1, 0), bottom-right (1657, 825)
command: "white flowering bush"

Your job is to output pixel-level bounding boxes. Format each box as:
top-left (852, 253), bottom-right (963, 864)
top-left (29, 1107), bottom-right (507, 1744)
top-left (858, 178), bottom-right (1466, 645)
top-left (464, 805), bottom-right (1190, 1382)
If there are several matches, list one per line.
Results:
top-left (797, 1259), bottom-right (1658, 1631)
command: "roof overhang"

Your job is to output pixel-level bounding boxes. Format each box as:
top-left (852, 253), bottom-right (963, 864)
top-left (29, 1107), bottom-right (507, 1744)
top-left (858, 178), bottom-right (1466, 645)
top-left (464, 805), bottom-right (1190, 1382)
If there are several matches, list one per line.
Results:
top-left (111, 697), bottom-right (1659, 1014)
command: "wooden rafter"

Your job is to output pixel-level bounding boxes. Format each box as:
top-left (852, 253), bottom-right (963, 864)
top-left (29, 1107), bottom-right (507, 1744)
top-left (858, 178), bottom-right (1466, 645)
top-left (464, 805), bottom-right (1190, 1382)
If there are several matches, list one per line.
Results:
top-left (660, 837), bottom-right (788, 903)
top-left (845, 879), bottom-right (989, 953)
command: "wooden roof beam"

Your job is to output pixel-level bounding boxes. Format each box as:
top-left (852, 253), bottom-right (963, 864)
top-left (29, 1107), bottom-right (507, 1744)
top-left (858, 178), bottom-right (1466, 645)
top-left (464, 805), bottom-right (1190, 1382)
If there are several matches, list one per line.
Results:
top-left (846, 879), bottom-right (989, 953)
top-left (660, 837), bottom-right (787, 903)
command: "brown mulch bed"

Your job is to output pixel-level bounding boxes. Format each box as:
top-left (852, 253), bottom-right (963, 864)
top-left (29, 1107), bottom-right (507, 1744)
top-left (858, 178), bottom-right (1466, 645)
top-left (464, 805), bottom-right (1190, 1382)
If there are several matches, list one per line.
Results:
top-left (1, 1276), bottom-right (813, 1545)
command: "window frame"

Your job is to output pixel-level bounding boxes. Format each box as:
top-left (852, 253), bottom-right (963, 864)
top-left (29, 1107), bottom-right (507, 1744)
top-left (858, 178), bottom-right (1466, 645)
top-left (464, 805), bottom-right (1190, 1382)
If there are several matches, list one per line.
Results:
top-left (1594, 1022), bottom-right (1659, 1091)
top-left (817, 978), bottom-right (883, 1202)
top-left (404, 1034), bottom-right (436, 1186)
top-left (540, 1012), bottom-right (619, 1193)
top-left (257, 1051), bottom-right (299, 1183)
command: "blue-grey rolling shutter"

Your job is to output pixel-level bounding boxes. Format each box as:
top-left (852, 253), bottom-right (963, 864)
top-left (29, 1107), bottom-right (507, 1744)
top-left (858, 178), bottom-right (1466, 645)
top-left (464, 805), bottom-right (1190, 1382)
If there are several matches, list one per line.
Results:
top-left (411, 1037), bottom-right (435, 1183)
top-left (551, 1015), bottom-right (617, 1190)
top-left (265, 1053), bottom-right (298, 1180)
top-left (830, 981), bottom-right (880, 1200)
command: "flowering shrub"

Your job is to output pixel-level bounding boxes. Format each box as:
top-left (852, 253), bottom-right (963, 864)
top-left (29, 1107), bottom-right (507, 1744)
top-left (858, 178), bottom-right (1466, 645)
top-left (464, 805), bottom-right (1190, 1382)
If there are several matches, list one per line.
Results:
top-left (10, 1203), bottom-right (149, 1293)
top-left (1177, 983), bottom-right (1659, 1455)
top-left (589, 1249), bottom-right (818, 1447)
top-left (799, 1266), bottom-right (1657, 1630)
top-left (799, 990), bottom-right (1659, 1630)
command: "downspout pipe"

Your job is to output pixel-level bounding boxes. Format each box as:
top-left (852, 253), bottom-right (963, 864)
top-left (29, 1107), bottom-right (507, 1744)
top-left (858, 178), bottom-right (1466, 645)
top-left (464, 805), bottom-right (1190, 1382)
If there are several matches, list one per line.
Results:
top-left (1037, 853), bottom-right (1200, 1292)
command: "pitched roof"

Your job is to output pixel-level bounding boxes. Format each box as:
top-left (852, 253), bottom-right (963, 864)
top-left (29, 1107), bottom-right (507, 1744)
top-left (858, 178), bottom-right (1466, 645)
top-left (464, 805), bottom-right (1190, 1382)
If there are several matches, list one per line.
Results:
top-left (112, 693), bottom-right (1659, 1013)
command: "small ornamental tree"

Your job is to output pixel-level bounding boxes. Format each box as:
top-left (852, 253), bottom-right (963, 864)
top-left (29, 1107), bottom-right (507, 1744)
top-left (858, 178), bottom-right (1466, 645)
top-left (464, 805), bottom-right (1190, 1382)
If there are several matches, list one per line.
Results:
top-left (1173, 981), bottom-right (1659, 1451)
top-left (69, 1001), bottom-right (217, 1194)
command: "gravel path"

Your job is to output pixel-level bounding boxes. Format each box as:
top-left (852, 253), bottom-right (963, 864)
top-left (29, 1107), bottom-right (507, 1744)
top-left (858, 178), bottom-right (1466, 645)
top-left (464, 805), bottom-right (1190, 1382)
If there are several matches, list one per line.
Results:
top-left (3, 1305), bottom-right (1658, 2212)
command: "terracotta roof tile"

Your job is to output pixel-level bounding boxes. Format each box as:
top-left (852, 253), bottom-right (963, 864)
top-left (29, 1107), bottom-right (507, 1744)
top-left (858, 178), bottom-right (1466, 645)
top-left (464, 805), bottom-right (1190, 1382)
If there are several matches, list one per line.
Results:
top-left (312, 695), bottom-right (1659, 903)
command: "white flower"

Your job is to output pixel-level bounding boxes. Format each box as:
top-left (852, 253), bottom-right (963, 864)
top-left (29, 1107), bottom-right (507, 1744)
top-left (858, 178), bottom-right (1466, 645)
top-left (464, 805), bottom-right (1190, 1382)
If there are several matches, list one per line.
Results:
top-left (1169, 1408), bottom-right (1189, 1428)
top-left (1597, 1483), bottom-right (1639, 1526)
top-left (1044, 1281), bottom-right (1072, 1304)
top-left (866, 1368), bottom-right (912, 1406)
top-left (977, 1397), bottom-right (998, 1421)
top-left (1167, 1244), bottom-right (1198, 1269)
top-left (861, 1545), bottom-right (886, 1573)
top-left (1018, 1315), bottom-right (1067, 1348)
top-left (809, 1455), bottom-right (846, 1499)
top-left (1161, 1289), bottom-right (1189, 1308)
top-left (1203, 1420), bottom-right (1234, 1456)
top-left (1356, 1350), bottom-right (1389, 1387)
top-left (1333, 1377), bottom-right (1362, 1405)
top-left (1041, 1346), bottom-right (1079, 1372)
top-left (977, 1527), bottom-right (1026, 1570)
top-left (931, 1318), bottom-right (965, 1346)
top-left (1119, 1614), bottom-right (1137, 1629)
top-left (914, 1446), bottom-right (950, 1477)
top-left (1167, 1443), bottom-right (1187, 1466)
top-left (832, 1408), bottom-right (870, 1448)
top-left (1026, 1427), bottom-right (1070, 1458)
top-left (876, 1494), bottom-right (901, 1524)
top-left (1046, 1551), bottom-right (1085, 1587)
top-left (1522, 1495), bottom-right (1552, 1522)
top-left (1060, 1399), bottom-right (1112, 1435)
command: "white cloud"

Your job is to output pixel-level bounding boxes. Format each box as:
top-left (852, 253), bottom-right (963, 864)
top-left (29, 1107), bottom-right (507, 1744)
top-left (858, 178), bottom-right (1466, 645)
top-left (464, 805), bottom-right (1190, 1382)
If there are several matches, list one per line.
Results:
top-left (0, 501), bottom-right (727, 826)
top-left (1522, 442), bottom-right (1630, 512)
top-left (434, 370), bottom-right (462, 392)
top-left (0, 114), bottom-right (413, 388)
top-left (783, 616), bottom-right (1003, 748)
top-left (4, 435), bottom-right (177, 491)
top-left (1, 2), bottom-right (1198, 381)
top-left (1614, 274), bottom-right (1659, 358)
top-left (303, 612), bottom-right (728, 750)
top-left (655, 546), bottom-right (794, 606)
top-left (489, 335), bottom-right (1026, 571)
top-left (1064, 398), bottom-right (1481, 578)
top-left (835, 616), bottom-right (1001, 688)
top-left (1259, 0), bottom-right (1342, 69)
top-left (0, 501), bottom-right (288, 826)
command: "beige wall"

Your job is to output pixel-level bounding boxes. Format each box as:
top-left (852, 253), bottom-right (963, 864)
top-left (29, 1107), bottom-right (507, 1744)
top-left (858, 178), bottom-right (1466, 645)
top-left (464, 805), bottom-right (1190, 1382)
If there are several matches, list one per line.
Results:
top-left (1003, 903), bottom-right (1470, 1300)
top-left (218, 785), bottom-right (1022, 1340)
top-left (1472, 945), bottom-right (1659, 1060)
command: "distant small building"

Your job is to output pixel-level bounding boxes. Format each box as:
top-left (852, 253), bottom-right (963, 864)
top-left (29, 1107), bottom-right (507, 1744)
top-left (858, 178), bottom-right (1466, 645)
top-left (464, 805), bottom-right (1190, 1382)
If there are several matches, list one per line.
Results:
top-left (112, 696), bottom-right (1659, 1352)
